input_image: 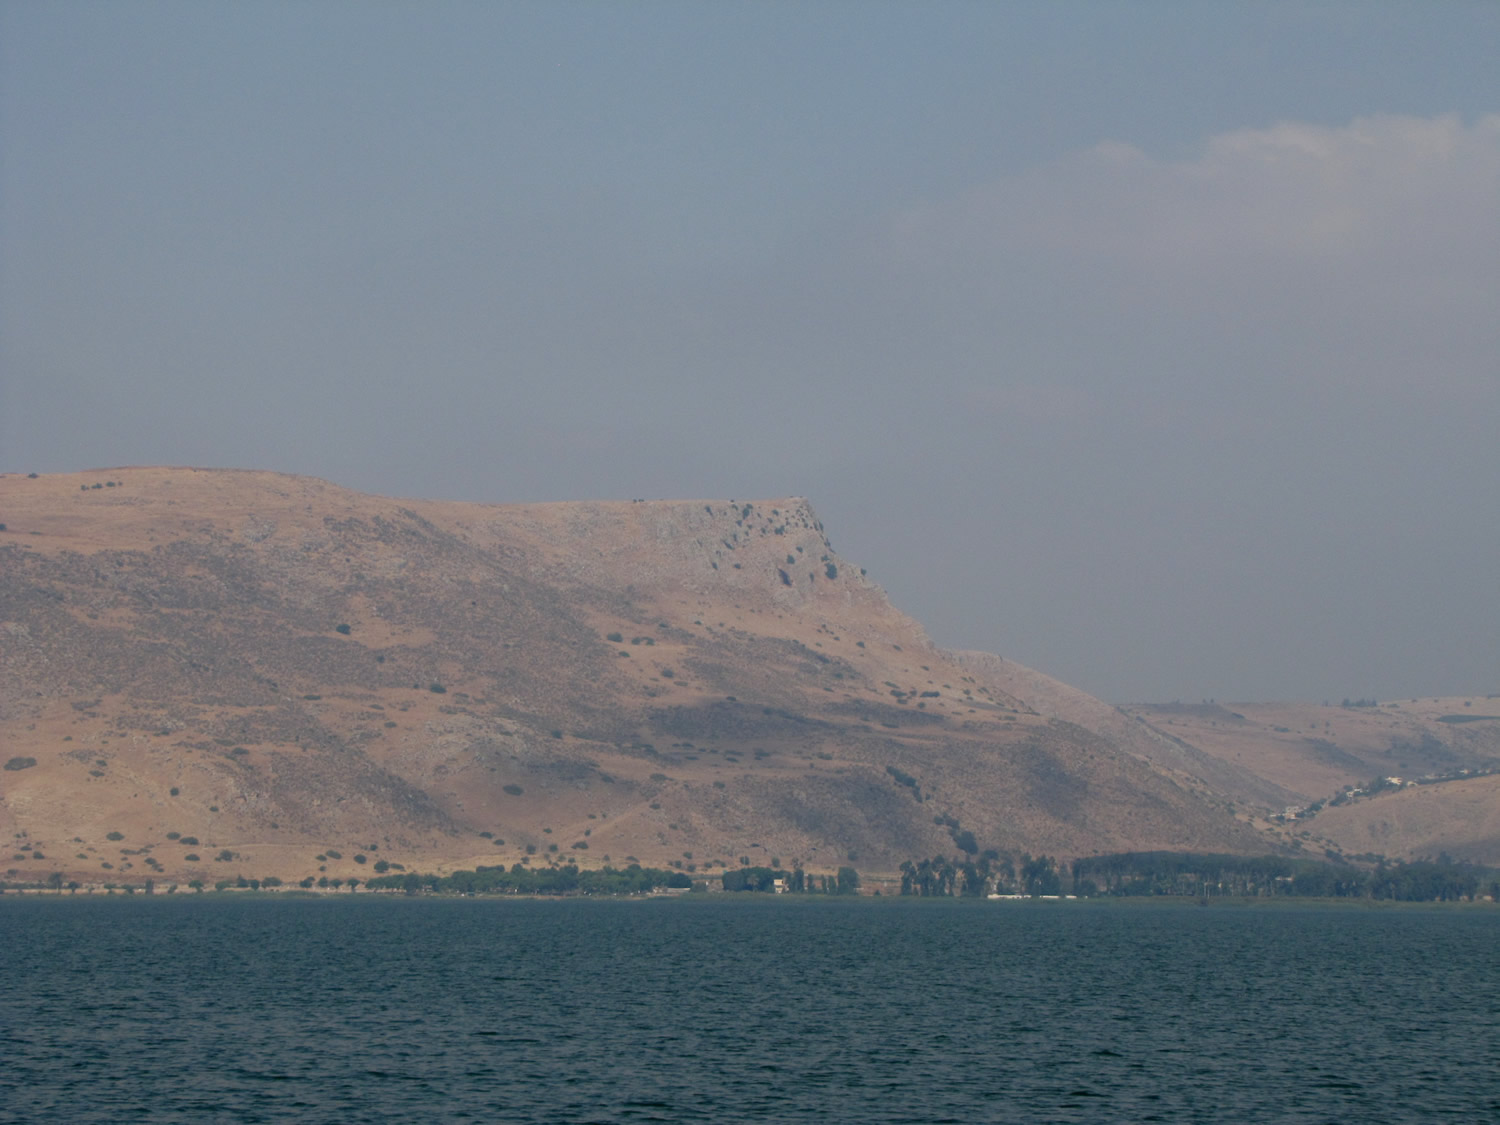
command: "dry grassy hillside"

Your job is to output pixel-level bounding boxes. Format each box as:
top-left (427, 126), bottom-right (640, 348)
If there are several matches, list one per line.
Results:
top-left (0, 467), bottom-right (1278, 889)
top-left (1122, 700), bottom-right (1500, 863)
top-left (1308, 774), bottom-right (1500, 864)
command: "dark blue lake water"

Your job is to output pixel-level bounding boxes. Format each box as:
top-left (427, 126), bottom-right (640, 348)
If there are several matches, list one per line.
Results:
top-left (2, 895), bottom-right (1496, 1123)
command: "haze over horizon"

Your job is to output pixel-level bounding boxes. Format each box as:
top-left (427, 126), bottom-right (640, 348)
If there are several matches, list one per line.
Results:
top-left (3, 3), bottom-right (1497, 705)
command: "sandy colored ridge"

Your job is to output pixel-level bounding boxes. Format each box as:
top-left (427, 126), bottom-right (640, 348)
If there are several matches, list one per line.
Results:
top-left (3, 467), bottom-right (1496, 890)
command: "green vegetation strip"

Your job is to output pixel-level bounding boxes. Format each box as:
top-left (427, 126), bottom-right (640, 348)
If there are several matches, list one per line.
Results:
top-left (1071, 853), bottom-right (1493, 902)
top-left (365, 863), bottom-right (693, 895)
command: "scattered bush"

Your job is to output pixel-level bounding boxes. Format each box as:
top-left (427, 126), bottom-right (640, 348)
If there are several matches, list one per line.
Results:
top-left (886, 765), bottom-right (919, 790)
top-left (335, 623), bottom-right (351, 635)
top-left (606, 632), bottom-right (623, 643)
top-left (106, 831), bottom-right (124, 841)
top-left (429, 683), bottom-right (447, 694)
top-left (3, 757), bottom-right (37, 772)
top-left (502, 784), bottom-right (523, 796)
top-left (179, 836), bottom-right (199, 846)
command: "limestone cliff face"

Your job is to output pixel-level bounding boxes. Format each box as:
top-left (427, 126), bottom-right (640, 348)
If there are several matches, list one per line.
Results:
top-left (1, 467), bottom-right (1269, 887)
top-left (471, 495), bottom-right (912, 633)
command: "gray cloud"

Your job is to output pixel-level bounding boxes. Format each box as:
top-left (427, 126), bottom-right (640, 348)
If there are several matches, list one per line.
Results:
top-left (794, 114), bottom-right (1500, 702)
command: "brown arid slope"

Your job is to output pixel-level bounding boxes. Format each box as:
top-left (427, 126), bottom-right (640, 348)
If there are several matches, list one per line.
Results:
top-left (1120, 700), bottom-right (1500, 862)
top-left (0, 467), bottom-right (1286, 889)
top-left (1307, 774), bottom-right (1500, 864)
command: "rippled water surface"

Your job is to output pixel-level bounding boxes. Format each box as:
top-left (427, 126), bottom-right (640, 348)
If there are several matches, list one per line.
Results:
top-left (2, 895), bottom-right (1497, 1123)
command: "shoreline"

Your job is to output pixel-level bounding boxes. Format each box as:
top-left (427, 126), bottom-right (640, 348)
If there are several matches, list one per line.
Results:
top-left (3, 886), bottom-right (1495, 909)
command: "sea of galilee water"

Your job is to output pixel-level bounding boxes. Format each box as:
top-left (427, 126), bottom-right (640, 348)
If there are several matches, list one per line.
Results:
top-left (2, 895), bottom-right (1496, 1123)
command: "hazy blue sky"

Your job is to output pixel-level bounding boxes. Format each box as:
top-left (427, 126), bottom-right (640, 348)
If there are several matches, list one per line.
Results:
top-left (3, 2), bottom-right (1497, 703)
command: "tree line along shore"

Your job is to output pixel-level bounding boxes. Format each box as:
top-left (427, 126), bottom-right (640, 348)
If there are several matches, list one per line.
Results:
top-left (3, 852), bottom-right (1497, 903)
